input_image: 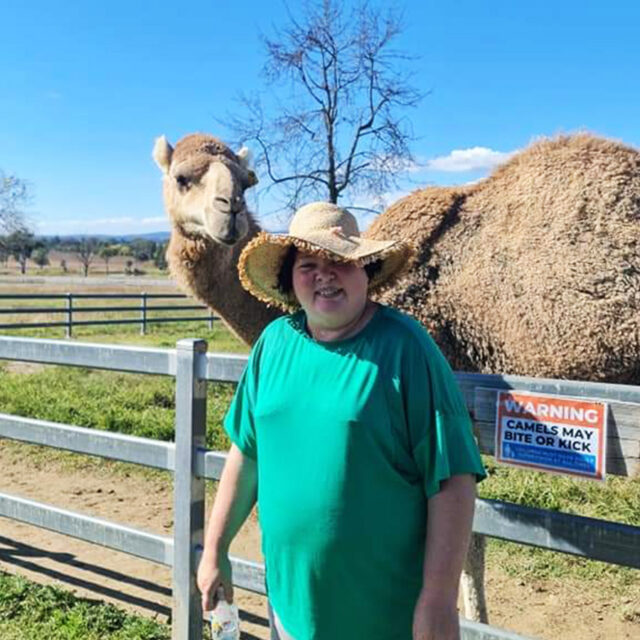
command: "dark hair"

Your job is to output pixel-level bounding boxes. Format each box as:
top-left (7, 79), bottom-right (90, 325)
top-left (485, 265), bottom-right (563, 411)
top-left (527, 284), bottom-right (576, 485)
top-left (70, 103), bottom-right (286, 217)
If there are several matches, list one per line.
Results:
top-left (277, 245), bottom-right (298, 296)
top-left (363, 259), bottom-right (383, 281)
top-left (276, 245), bottom-right (384, 296)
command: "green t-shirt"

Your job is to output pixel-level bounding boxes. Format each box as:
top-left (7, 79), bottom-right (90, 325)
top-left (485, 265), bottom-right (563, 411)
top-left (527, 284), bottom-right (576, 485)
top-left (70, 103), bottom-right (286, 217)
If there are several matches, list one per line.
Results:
top-left (224, 305), bottom-right (486, 640)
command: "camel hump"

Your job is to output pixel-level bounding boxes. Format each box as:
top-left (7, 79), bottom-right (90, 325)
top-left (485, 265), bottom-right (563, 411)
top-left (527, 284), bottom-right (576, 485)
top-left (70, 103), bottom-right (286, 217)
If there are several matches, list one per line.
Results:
top-left (365, 186), bottom-right (468, 245)
top-left (497, 133), bottom-right (639, 177)
top-left (478, 133), bottom-right (640, 227)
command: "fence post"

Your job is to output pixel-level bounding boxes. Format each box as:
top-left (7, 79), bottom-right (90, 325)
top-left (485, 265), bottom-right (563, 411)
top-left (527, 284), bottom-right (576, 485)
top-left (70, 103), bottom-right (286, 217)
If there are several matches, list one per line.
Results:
top-left (461, 533), bottom-right (488, 623)
top-left (173, 339), bottom-right (207, 640)
top-left (140, 292), bottom-right (147, 335)
top-left (66, 293), bottom-right (73, 338)
top-left (208, 311), bottom-right (213, 331)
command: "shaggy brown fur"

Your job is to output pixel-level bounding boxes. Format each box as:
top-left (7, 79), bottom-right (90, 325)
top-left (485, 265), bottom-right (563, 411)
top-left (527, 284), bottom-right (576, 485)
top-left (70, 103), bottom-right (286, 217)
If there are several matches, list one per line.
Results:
top-left (171, 134), bottom-right (241, 172)
top-left (161, 132), bottom-right (640, 383)
top-left (368, 134), bottom-right (640, 383)
top-left (167, 217), bottom-right (281, 345)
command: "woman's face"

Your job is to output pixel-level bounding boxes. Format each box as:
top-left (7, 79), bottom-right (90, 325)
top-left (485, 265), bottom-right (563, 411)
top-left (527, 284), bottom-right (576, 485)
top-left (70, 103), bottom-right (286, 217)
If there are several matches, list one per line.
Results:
top-left (292, 251), bottom-right (369, 331)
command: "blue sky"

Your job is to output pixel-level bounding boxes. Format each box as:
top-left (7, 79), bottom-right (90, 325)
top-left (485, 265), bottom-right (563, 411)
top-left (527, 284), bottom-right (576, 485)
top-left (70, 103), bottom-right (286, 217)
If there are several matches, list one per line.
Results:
top-left (2, 0), bottom-right (639, 236)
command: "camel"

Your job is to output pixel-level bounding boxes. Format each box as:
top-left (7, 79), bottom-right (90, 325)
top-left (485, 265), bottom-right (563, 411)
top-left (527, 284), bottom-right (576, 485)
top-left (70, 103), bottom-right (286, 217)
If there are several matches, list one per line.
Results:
top-left (152, 134), bottom-right (281, 345)
top-left (153, 131), bottom-right (640, 624)
top-left (153, 131), bottom-right (640, 385)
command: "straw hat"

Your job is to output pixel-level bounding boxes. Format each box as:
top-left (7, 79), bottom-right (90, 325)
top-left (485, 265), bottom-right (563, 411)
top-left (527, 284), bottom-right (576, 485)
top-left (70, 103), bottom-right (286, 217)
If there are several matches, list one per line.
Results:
top-left (238, 202), bottom-right (414, 311)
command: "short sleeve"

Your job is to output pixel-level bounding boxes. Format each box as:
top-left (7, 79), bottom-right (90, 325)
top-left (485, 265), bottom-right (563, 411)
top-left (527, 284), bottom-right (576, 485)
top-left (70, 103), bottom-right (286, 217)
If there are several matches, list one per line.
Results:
top-left (223, 336), bottom-right (264, 460)
top-left (402, 331), bottom-right (486, 498)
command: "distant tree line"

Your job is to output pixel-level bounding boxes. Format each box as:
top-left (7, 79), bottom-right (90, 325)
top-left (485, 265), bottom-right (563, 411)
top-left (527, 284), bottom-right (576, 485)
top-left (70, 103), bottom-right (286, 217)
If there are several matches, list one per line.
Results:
top-left (1, 167), bottom-right (169, 277)
top-left (0, 233), bottom-right (169, 276)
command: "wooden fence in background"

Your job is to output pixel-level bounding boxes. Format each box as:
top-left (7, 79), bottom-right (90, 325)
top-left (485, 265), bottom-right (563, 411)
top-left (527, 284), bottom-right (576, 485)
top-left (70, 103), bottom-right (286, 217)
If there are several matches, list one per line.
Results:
top-left (0, 293), bottom-right (215, 336)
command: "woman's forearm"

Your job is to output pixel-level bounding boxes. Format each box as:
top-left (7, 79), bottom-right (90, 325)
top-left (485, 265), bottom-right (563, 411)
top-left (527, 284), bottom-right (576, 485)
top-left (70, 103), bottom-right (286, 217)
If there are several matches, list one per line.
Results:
top-left (422, 473), bottom-right (476, 599)
top-left (412, 475), bottom-right (476, 638)
top-left (202, 443), bottom-right (258, 559)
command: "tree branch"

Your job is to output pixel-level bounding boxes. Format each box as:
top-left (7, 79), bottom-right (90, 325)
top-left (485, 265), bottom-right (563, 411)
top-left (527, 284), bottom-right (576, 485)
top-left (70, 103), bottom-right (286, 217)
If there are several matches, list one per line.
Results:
top-left (223, 0), bottom-right (422, 210)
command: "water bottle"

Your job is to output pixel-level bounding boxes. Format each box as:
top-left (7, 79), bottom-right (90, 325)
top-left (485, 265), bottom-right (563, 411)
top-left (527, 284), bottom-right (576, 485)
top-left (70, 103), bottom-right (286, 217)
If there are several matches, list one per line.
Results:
top-left (210, 586), bottom-right (240, 640)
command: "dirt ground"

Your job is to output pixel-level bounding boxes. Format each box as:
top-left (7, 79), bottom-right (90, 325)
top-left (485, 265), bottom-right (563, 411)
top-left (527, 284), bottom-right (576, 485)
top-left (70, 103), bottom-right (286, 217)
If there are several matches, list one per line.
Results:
top-left (0, 442), bottom-right (638, 640)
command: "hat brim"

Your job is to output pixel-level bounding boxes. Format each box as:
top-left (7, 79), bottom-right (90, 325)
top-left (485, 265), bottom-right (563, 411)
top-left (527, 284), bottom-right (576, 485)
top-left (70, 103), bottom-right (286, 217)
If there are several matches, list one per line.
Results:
top-left (238, 231), bottom-right (415, 311)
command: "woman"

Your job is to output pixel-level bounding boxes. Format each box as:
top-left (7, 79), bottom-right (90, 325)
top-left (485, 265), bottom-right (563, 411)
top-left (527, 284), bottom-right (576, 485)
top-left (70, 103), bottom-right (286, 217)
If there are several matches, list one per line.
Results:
top-left (197, 202), bottom-right (486, 640)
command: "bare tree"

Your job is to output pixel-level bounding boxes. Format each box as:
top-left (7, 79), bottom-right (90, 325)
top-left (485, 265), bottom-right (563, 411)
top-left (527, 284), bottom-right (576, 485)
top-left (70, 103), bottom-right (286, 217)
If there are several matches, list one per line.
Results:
top-left (75, 238), bottom-right (98, 277)
top-left (0, 170), bottom-right (30, 232)
top-left (225, 0), bottom-right (422, 213)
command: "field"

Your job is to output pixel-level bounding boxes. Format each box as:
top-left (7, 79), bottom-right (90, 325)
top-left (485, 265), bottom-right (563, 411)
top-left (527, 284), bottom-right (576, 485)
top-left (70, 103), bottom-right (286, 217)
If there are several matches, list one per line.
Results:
top-left (0, 279), bottom-right (246, 349)
top-left (0, 280), bottom-right (639, 639)
top-left (0, 251), bottom-right (167, 278)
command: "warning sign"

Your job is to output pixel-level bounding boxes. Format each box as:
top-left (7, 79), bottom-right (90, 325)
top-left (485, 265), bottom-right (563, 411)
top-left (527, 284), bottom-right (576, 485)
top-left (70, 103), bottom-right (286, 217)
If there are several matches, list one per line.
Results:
top-left (495, 391), bottom-right (607, 481)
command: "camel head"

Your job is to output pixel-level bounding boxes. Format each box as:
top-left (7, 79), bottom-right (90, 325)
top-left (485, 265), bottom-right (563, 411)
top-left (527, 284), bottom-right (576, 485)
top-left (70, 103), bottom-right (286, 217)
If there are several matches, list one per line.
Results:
top-left (153, 133), bottom-right (258, 245)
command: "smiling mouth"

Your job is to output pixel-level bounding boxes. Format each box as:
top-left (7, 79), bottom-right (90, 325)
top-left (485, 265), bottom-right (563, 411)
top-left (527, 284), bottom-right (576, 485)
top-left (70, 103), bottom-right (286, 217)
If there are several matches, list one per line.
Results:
top-left (315, 287), bottom-right (343, 299)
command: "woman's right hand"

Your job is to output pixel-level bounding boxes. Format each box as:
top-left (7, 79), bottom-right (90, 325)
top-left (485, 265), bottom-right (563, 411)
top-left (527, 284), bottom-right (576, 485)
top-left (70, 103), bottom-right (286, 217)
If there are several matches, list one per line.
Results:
top-left (197, 550), bottom-right (234, 613)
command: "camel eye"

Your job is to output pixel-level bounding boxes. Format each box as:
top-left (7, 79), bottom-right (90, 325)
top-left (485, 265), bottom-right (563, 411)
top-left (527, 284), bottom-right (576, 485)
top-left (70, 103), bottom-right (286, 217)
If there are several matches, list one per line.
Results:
top-left (176, 174), bottom-right (191, 189)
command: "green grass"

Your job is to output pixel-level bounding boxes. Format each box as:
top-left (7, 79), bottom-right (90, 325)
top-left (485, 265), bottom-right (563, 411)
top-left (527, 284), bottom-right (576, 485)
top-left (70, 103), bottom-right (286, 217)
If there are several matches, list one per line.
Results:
top-left (477, 456), bottom-right (640, 583)
top-left (0, 365), bottom-right (236, 451)
top-left (66, 319), bottom-right (250, 351)
top-left (478, 457), bottom-right (640, 525)
top-left (0, 573), bottom-right (171, 640)
top-left (1, 314), bottom-right (249, 352)
top-left (0, 285), bottom-right (250, 351)
top-left (485, 539), bottom-right (640, 586)
top-left (0, 311), bottom-right (248, 451)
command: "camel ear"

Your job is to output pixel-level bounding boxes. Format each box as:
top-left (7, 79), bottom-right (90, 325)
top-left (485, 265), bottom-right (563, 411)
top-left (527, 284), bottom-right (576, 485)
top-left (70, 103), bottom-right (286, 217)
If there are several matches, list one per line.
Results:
top-left (152, 135), bottom-right (173, 174)
top-left (237, 146), bottom-right (258, 186)
top-left (236, 146), bottom-right (253, 169)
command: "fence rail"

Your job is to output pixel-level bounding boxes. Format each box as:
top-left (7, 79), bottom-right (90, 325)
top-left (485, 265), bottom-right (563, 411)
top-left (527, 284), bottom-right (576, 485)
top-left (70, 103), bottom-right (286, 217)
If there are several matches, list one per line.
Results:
top-left (1, 335), bottom-right (639, 640)
top-left (0, 293), bottom-right (215, 335)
